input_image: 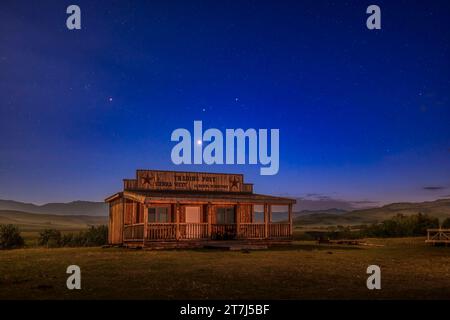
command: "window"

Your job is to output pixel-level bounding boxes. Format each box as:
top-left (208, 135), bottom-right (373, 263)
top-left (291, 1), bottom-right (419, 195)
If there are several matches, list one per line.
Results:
top-left (148, 207), bottom-right (169, 223)
top-left (216, 207), bottom-right (235, 224)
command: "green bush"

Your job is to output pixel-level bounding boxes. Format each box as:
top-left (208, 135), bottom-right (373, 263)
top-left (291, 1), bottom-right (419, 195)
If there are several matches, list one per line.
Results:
top-left (38, 229), bottom-right (62, 247)
top-left (442, 218), bottom-right (450, 229)
top-left (0, 224), bottom-right (25, 249)
top-left (83, 225), bottom-right (108, 246)
top-left (360, 213), bottom-right (439, 238)
top-left (41, 226), bottom-right (108, 248)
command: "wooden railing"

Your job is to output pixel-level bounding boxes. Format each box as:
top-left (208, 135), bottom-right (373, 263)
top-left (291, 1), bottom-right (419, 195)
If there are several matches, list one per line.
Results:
top-left (179, 223), bottom-right (208, 240)
top-left (269, 223), bottom-right (291, 239)
top-left (426, 228), bottom-right (450, 244)
top-left (239, 223), bottom-right (265, 239)
top-left (211, 224), bottom-right (237, 240)
top-left (123, 223), bottom-right (144, 240)
top-left (124, 222), bottom-right (292, 241)
top-left (146, 223), bottom-right (177, 241)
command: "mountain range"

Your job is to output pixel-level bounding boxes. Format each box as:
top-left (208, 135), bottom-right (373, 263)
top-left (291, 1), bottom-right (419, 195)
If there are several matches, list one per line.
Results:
top-left (294, 198), bottom-right (450, 226)
top-left (0, 198), bottom-right (448, 230)
top-left (0, 199), bottom-right (108, 216)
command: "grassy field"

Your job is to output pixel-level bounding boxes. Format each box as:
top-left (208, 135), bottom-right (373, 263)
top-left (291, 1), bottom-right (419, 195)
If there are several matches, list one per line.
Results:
top-left (1, 237), bottom-right (450, 300)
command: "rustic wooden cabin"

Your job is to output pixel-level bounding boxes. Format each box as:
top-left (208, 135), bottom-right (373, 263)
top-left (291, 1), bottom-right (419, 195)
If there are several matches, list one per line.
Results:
top-left (105, 170), bottom-right (296, 248)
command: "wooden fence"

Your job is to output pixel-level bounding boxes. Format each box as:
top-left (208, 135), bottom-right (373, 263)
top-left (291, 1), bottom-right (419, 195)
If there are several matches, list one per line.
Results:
top-left (123, 222), bottom-right (292, 241)
top-left (269, 223), bottom-right (291, 239)
top-left (238, 223), bottom-right (265, 239)
top-left (426, 228), bottom-right (450, 245)
top-left (179, 223), bottom-right (208, 240)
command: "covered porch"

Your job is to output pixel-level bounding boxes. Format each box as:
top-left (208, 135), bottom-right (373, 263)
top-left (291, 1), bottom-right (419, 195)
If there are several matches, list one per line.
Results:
top-left (110, 190), bottom-right (294, 245)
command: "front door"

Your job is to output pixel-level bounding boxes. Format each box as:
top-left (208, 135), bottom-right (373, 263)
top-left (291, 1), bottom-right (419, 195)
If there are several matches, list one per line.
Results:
top-left (214, 207), bottom-right (237, 240)
top-left (185, 206), bottom-right (201, 238)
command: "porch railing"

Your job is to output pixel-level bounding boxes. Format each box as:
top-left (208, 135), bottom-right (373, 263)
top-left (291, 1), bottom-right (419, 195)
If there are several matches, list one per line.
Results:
top-left (238, 223), bottom-right (265, 239)
top-left (269, 223), bottom-right (291, 239)
top-left (147, 223), bottom-right (177, 240)
top-left (179, 223), bottom-right (208, 240)
top-left (124, 222), bottom-right (292, 241)
top-left (211, 224), bottom-right (237, 240)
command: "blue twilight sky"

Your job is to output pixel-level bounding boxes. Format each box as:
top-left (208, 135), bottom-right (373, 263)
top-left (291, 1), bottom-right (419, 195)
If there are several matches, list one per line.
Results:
top-left (0, 0), bottom-right (449, 205)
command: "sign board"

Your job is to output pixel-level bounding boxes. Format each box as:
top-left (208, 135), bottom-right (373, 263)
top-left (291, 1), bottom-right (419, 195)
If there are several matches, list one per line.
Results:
top-left (133, 170), bottom-right (244, 192)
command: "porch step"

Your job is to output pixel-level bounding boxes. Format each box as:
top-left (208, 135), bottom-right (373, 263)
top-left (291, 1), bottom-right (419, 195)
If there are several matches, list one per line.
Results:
top-left (136, 240), bottom-right (291, 250)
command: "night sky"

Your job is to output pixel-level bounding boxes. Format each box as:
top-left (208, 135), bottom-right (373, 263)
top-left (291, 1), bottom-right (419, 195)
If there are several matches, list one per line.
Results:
top-left (1, 0), bottom-right (449, 205)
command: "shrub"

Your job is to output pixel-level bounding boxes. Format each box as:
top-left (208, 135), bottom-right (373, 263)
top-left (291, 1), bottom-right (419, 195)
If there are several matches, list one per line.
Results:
top-left (83, 225), bottom-right (108, 246)
top-left (0, 224), bottom-right (25, 249)
top-left (38, 229), bottom-right (62, 247)
top-left (442, 218), bottom-right (450, 229)
top-left (36, 226), bottom-right (108, 248)
top-left (61, 233), bottom-right (75, 247)
top-left (360, 213), bottom-right (439, 238)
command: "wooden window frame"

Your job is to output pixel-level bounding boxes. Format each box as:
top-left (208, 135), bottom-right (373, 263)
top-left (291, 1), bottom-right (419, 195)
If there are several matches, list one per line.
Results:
top-left (147, 204), bottom-right (172, 223)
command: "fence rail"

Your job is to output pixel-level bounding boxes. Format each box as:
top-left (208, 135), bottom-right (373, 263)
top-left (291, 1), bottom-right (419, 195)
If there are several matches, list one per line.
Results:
top-left (146, 223), bottom-right (177, 241)
top-left (426, 228), bottom-right (450, 245)
top-left (179, 223), bottom-right (208, 240)
top-left (238, 223), bottom-right (265, 239)
top-left (211, 224), bottom-right (237, 240)
top-left (269, 223), bottom-right (291, 239)
top-left (124, 222), bottom-right (292, 241)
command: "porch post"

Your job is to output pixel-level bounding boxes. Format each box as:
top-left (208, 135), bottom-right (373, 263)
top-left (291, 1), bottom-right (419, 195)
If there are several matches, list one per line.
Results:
top-left (288, 203), bottom-right (293, 238)
top-left (268, 204), bottom-right (272, 239)
top-left (175, 202), bottom-right (180, 240)
top-left (269, 204), bottom-right (272, 223)
top-left (207, 203), bottom-right (212, 239)
top-left (143, 203), bottom-right (148, 245)
top-left (236, 203), bottom-right (241, 239)
top-left (264, 203), bottom-right (269, 239)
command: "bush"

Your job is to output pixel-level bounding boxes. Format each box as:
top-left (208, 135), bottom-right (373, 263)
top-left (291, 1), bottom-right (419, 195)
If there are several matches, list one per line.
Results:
top-left (0, 224), bottom-right (25, 249)
top-left (40, 226), bottom-right (108, 248)
top-left (83, 225), bottom-right (108, 246)
top-left (442, 218), bottom-right (450, 229)
top-left (360, 213), bottom-right (439, 238)
top-left (38, 229), bottom-right (62, 247)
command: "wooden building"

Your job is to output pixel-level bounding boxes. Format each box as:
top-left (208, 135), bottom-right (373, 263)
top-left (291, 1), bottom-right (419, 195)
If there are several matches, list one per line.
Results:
top-left (105, 170), bottom-right (296, 247)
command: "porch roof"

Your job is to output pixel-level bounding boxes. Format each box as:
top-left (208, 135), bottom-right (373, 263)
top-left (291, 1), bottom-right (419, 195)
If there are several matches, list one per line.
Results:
top-left (105, 190), bottom-right (296, 205)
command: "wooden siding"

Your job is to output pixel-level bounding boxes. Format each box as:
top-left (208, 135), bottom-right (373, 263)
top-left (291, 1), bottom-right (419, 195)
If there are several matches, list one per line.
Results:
top-left (107, 169), bottom-right (296, 244)
top-left (108, 198), bottom-right (123, 245)
top-left (239, 204), bottom-right (253, 223)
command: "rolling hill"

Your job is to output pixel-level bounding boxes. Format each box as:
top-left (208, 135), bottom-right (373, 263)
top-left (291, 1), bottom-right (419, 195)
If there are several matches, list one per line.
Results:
top-left (0, 210), bottom-right (108, 231)
top-left (1, 198), bottom-right (449, 231)
top-left (0, 199), bottom-right (108, 216)
top-left (294, 198), bottom-right (450, 226)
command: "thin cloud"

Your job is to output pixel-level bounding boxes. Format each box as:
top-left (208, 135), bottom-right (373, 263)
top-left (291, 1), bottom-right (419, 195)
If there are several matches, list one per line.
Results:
top-left (423, 186), bottom-right (446, 191)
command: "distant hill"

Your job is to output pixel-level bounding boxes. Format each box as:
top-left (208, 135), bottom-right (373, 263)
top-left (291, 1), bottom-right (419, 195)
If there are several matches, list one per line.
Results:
top-left (294, 198), bottom-right (450, 227)
top-left (0, 210), bottom-right (108, 232)
top-left (292, 198), bottom-right (364, 211)
top-left (0, 199), bottom-right (108, 216)
top-left (295, 208), bottom-right (347, 216)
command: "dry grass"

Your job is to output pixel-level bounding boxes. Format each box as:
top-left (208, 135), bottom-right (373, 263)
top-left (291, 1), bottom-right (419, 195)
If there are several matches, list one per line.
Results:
top-left (1, 237), bottom-right (450, 299)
